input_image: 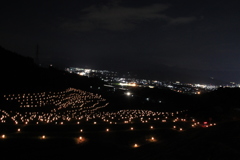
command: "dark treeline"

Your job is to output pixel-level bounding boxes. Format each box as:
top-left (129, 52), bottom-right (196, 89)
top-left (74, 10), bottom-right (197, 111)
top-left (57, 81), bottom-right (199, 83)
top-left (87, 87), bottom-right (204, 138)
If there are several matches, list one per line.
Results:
top-left (0, 46), bottom-right (104, 94)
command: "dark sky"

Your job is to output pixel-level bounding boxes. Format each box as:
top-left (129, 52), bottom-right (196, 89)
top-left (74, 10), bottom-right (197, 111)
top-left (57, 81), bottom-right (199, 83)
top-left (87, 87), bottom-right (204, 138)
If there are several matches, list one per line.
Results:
top-left (1, 0), bottom-right (240, 82)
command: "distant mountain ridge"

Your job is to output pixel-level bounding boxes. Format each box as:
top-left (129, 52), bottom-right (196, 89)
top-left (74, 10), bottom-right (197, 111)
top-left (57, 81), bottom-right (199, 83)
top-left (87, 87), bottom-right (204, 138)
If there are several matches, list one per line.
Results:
top-left (116, 64), bottom-right (229, 85)
top-left (97, 56), bottom-right (231, 84)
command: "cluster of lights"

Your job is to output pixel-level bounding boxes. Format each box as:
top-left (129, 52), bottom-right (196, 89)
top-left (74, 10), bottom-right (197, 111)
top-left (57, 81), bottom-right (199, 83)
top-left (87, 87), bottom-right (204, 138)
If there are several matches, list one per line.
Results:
top-left (1, 88), bottom-right (109, 124)
top-left (0, 88), bottom-right (218, 149)
top-left (0, 105), bottom-right (196, 130)
top-left (3, 88), bottom-right (106, 108)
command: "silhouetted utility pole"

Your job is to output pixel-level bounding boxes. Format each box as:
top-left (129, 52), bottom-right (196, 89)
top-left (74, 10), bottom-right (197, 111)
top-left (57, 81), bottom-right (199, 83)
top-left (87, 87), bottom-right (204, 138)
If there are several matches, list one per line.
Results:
top-left (36, 44), bottom-right (39, 65)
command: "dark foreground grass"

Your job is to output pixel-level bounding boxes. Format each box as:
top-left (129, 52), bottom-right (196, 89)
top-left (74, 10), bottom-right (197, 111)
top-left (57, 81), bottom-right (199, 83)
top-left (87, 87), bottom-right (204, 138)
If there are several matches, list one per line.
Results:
top-left (1, 120), bottom-right (240, 160)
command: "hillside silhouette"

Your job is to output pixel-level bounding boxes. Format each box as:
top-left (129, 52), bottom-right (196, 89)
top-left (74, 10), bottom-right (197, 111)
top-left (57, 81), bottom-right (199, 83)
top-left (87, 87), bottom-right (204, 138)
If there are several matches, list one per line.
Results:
top-left (0, 46), bottom-right (103, 94)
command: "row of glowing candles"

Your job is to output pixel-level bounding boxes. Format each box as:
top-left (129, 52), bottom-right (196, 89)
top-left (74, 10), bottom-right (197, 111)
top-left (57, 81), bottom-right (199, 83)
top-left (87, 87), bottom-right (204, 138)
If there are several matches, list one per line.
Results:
top-left (1, 115), bottom-right (216, 143)
top-left (1, 119), bottom-right (217, 140)
top-left (0, 108), bottom-right (187, 125)
top-left (3, 88), bottom-right (99, 99)
top-left (0, 127), bottom-right (157, 148)
top-left (0, 115), bottom-right (217, 149)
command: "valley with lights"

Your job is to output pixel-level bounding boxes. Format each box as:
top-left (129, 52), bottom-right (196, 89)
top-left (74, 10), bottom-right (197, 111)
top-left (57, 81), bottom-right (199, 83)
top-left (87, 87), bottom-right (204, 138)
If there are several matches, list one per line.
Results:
top-left (1, 47), bottom-right (240, 160)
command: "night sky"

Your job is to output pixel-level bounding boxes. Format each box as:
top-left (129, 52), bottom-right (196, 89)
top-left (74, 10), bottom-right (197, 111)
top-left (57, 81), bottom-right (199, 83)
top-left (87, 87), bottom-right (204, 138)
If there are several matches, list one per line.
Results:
top-left (1, 0), bottom-right (240, 82)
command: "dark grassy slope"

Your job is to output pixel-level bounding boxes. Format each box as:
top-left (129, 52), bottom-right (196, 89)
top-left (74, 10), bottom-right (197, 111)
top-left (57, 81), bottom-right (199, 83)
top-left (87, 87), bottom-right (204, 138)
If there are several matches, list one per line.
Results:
top-left (187, 88), bottom-right (240, 122)
top-left (0, 46), bottom-right (104, 94)
top-left (97, 87), bottom-right (193, 112)
top-left (0, 120), bottom-right (240, 160)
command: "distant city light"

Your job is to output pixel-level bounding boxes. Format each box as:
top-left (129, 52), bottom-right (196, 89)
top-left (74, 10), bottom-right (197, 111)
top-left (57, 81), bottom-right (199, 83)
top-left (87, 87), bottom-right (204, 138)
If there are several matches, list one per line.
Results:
top-left (64, 67), bottom-right (227, 95)
top-left (120, 82), bottom-right (136, 86)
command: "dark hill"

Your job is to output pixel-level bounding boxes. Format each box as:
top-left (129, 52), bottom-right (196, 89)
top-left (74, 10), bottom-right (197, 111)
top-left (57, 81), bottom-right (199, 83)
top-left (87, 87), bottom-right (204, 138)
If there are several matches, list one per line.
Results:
top-left (187, 87), bottom-right (240, 122)
top-left (0, 46), bottom-right (104, 94)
